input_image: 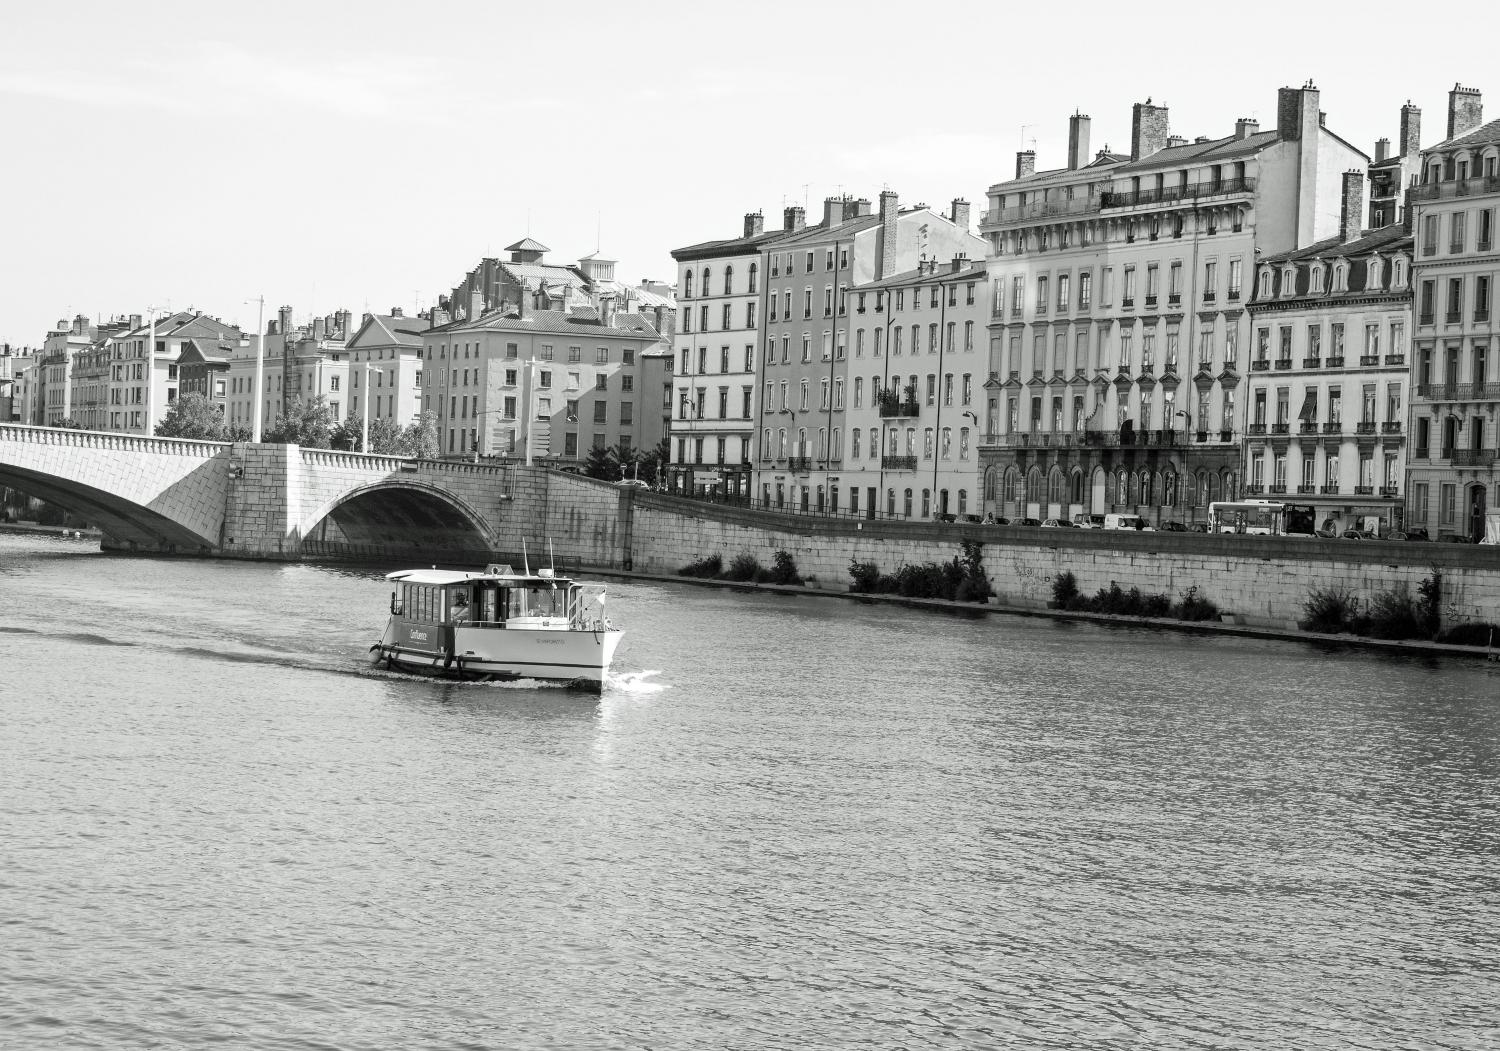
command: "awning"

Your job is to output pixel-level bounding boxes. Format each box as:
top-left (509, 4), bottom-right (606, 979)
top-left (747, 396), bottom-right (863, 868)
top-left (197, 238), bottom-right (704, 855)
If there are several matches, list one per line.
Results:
top-left (1297, 392), bottom-right (1318, 422)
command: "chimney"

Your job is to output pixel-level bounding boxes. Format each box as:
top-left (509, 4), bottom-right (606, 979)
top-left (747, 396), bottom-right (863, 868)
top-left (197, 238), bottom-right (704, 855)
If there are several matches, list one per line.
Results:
top-left (1166, 135), bottom-right (1187, 149)
top-left (951, 198), bottom-right (971, 230)
top-left (278, 305), bottom-right (293, 334)
top-left (600, 293), bottom-right (617, 328)
top-left (1277, 81), bottom-right (1320, 141)
top-left (1067, 112), bottom-right (1091, 170)
top-left (1374, 137), bottom-right (1390, 163)
top-left (129, 313), bottom-right (142, 330)
top-left (783, 206), bottom-right (805, 232)
top-left (1400, 101), bottom-right (1422, 157)
top-left (743, 211), bottom-right (764, 238)
top-left (468, 290), bottom-right (483, 322)
top-left (391, 306), bottom-right (404, 318)
top-left (852, 197), bottom-right (872, 217)
top-left (1235, 118), bottom-right (1260, 139)
top-left (950, 254), bottom-right (966, 273)
top-left (1015, 150), bottom-right (1036, 179)
top-left (1447, 83), bottom-right (1483, 140)
top-left (1340, 170), bottom-right (1365, 243)
top-left (312, 317), bottom-right (326, 342)
top-left (267, 320), bottom-right (280, 336)
top-left (878, 190), bottom-right (899, 280)
top-left (822, 196), bottom-right (845, 229)
top-left (1194, 136), bottom-right (1211, 144)
top-left (335, 309), bottom-right (349, 336)
top-left (1130, 98), bottom-right (1170, 160)
top-left (73, 314), bottom-right (88, 335)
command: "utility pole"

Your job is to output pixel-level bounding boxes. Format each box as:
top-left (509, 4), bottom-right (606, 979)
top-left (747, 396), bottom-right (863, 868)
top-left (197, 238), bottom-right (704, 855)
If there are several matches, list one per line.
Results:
top-left (247, 295), bottom-right (265, 442)
top-left (362, 360), bottom-right (371, 452)
top-left (144, 307), bottom-right (160, 436)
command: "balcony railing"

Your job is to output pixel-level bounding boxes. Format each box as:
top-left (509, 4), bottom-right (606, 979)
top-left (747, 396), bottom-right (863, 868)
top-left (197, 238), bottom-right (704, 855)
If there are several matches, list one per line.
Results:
top-left (1381, 421), bottom-right (1403, 434)
top-left (1452, 448), bottom-right (1498, 467)
top-left (881, 455), bottom-right (918, 470)
top-left (1416, 382), bottom-right (1500, 400)
top-left (1145, 295), bottom-right (1158, 308)
top-left (1419, 313), bottom-right (1435, 326)
top-left (1271, 423), bottom-right (1290, 435)
top-left (1297, 484), bottom-right (1317, 494)
top-left (1385, 354), bottom-right (1406, 366)
top-left (1320, 484), bottom-right (1341, 494)
top-left (1407, 173), bottom-right (1500, 202)
top-left (1100, 176), bottom-right (1257, 209)
top-left (1299, 422), bottom-right (1320, 435)
top-left (1326, 356), bottom-right (1345, 367)
top-left (1380, 485), bottom-right (1400, 497)
top-left (1323, 422), bottom-right (1343, 434)
top-left (787, 456), bottom-right (813, 473)
top-left (1477, 309), bottom-right (1492, 323)
top-left (1251, 359), bottom-right (1270, 372)
top-left (1244, 484), bottom-right (1265, 495)
top-left (1248, 423), bottom-right (1267, 435)
top-left (878, 400), bottom-right (921, 418)
top-left (1360, 355), bottom-right (1380, 366)
top-left (1269, 484), bottom-right (1288, 494)
top-left (1274, 358), bottom-right (1293, 370)
top-left (1355, 421), bottom-right (1377, 434)
top-left (1354, 485), bottom-right (1375, 495)
top-left (1302, 357), bottom-right (1322, 368)
top-left (981, 194), bottom-right (1102, 227)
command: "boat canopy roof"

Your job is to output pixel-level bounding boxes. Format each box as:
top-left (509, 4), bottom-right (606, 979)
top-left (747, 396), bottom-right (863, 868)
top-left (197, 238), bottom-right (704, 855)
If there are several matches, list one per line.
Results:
top-left (385, 565), bottom-right (579, 587)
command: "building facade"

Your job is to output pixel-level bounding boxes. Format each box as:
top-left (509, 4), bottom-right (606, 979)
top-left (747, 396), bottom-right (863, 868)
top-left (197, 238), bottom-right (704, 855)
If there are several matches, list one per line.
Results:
top-left (345, 310), bottom-right (432, 435)
top-left (668, 212), bottom-right (782, 498)
top-left (1247, 223), bottom-right (1413, 536)
top-left (423, 303), bottom-right (661, 462)
top-left (979, 85), bottom-right (1368, 525)
top-left (753, 192), bottom-right (985, 515)
top-left (839, 257), bottom-right (990, 519)
top-left (1408, 84), bottom-right (1499, 541)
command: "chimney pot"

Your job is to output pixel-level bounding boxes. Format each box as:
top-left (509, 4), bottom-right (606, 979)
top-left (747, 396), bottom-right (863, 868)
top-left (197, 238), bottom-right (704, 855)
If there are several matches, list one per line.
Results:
top-left (1015, 150), bottom-right (1036, 179)
top-left (1375, 137), bottom-right (1391, 163)
top-left (1131, 100), bottom-right (1170, 160)
top-left (783, 206), bottom-right (806, 233)
top-left (743, 211), bottom-right (765, 238)
top-left (1340, 169), bottom-right (1365, 243)
top-left (950, 197), bottom-right (971, 231)
top-left (1067, 112), bottom-right (1091, 170)
top-left (1447, 83), bottom-right (1484, 140)
top-left (1234, 118), bottom-right (1260, 140)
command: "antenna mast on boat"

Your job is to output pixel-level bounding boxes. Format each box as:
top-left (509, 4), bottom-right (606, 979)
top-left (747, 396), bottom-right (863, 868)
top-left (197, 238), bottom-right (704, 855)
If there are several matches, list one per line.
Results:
top-left (549, 540), bottom-right (556, 576)
top-left (521, 539), bottom-right (531, 575)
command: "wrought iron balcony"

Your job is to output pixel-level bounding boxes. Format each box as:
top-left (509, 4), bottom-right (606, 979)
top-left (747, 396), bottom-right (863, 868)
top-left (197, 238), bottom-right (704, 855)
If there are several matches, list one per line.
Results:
top-left (1251, 359), bottom-right (1270, 371)
top-left (1274, 358), bottom-right (1293, 370)
top-left (1355, 421), bottom-right (1377, 434)
top-left (1320, 484), bottom-right (1340, 494)
top-left (1360, 355), bottom-right (1380, 366)
top-left (1244, 484), bottom-right (1265, 494)
top-left (1381, 421), bottom-right (1403, 434)
top-left (1271, 423), bottom-right (1290, 435)
top-left (881, 455), bottom-right (918, 470)
top-left (877, 399), bottom-right (921, 418)
top-left (1380, 485), bottom-right (1400, 497)
top-left (1452, 448), bottom-right (1498, 467)
top-left (1247, 423), bottom-right (1267, 435)
top-left (1323, 422), bottom-right (1343, 434)
top-left (1326, 356), bottom-right (1345, 367)
top-left (1354, 485), bottom-right (1375, 495)
top-left (787, 456), bottom-right (813, 472)
top-left (1269, 484), bottom-right (1288, 494)
top-left (1302, 357), bottom-right (1322, 368)
top-left (1100, 175), bottom-right (1257, 209)
top-left (1385, 354), bottom-right (1406, 366)
top-left (1406, 173), bottom-right (1500, 202)
top-left (1299, 422), bottom-right (1320, 435)
top-left (1297, 484), bottom-right (1317, 494)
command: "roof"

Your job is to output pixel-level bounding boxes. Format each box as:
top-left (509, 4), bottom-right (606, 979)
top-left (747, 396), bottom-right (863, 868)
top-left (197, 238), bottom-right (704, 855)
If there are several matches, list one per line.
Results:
top-left (771, 213), bottom-right (884, 248)
top-left (1436, 116), bottom-right (1500, 151)
top-left (671, 227), bottom-right (791, 261)
top-left (348, 313), bottom-right (431, 351)
top-left (175, 339), bottom-right (232, 366)
top-left (502, 260), bottom-right (589, 290)
top-left (386, 567), bottom-right (580, 586)
top-left (435, 307), bottom-right (661, 340)
top-left (1260, 223), bottom-right (1411, 265)
top-left (505, 237), bottom-right (551, 253)
top-left (856, 259), bottom-right (987, 291)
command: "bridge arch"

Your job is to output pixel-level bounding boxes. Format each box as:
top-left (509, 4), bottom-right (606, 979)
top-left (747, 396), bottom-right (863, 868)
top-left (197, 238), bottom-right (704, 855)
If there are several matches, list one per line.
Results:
top-left (301, 479), bottom-right (496, 555)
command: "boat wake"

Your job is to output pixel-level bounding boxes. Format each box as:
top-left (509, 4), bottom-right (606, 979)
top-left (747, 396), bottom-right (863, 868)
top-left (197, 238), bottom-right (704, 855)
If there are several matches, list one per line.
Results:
top-left (607, 669), bottom-right (667, 693)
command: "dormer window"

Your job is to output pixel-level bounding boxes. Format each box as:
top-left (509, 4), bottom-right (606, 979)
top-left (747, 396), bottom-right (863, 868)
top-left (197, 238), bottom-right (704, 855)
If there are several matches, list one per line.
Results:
top-left (1332, 264), bottom-right (1349, 293)
top-left (1367, 255), bottom-right (1383, 290)
top-left (1280, 265), bottom-right (1297, 297)
top-left (1309, 264), bottom-right (1325, 294)
top-left (1391, 255), bottom-right (1408, 289)
top-left (1257, 267), bottom-right (1273, 300)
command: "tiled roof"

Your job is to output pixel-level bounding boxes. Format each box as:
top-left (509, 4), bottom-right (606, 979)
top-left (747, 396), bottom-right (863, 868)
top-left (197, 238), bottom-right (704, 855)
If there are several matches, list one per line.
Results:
top-left (1437, 116), bottom-right (1500, 151)
top-left (1109, 130), bottom-right (1281, 175)
top-left (436, 308), bottom-right (661, 340)
top-left (1260, 223), bottom-right (1411, 264)
top-left (504, 237), bottom-right (551, 253)
top-left (502, 261), bottom-right (588, 289)
top-left (349, 313), bottom-right (431, 350)
top-left (671, 228), bottom-right (791, 261)
top-left (771, 214), bottom-right (883, 247)
top-left (856, 260), bottom-right (987, 291)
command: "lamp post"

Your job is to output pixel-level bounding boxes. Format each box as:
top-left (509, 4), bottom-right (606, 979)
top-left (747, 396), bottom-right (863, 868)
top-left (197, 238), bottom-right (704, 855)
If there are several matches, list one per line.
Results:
top-left (245, 296), bottom-right (265, 442)
top-left (1175, 408), bottom-right (1192, 525)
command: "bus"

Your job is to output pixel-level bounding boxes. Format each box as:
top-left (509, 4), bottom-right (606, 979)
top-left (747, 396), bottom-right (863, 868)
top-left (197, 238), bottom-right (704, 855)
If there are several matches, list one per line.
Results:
top-left (1207, 500), bottom-right (1317, 536)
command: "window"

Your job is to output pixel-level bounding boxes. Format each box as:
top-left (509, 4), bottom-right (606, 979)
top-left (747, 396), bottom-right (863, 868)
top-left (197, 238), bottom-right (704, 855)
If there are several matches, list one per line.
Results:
top-left (1036, 276), bottom-right (1049, 314)
top-left (621, 375), bottom-right (633, 392)
top-left (595, 374), bottom-right (608, 391)
top-left (1057, 274), bottom-right (1070, 311)
top-left (722, 304), bottom-right (732, 329)
top-left (1079, 271), bottom-right (1092, 308)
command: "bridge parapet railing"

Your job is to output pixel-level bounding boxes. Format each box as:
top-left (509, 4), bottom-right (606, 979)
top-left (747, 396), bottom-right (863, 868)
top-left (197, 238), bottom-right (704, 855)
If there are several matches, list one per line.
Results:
top-left (0, 423), bottom-right (228, 457)
top-left (300, 448), bottom-right (421, 471)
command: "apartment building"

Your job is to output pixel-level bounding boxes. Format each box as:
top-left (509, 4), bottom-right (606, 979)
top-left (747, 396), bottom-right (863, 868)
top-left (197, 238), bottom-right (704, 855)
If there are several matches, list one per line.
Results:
top-left (668, 211), bottom-right (784, 498)
top-left (1, 345), bottom-right (38, 423)
top-left (1408, 84), bottom-right (1500, 540)
top-left (423, 298), bottom-right (661, 462)
top-left (755, 192), bottom-right (985, 514)
top-left (979, 85), bottom-right (1367, 524)
top-left (345, 309), bottom-right (432, 433)
top-left (225, 306), bottom-right (350, 433)
top-left (1247, 218), bottom-right (1413, 536)
top-left (99, 311), bottom-right (242, 434)
top-left (840, 257), bottom-right (989, 519)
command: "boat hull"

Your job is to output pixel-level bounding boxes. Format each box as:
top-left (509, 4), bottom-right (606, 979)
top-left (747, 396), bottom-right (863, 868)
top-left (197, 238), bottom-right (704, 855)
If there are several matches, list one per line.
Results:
top-left (372, 617), bottom-right (623, 692)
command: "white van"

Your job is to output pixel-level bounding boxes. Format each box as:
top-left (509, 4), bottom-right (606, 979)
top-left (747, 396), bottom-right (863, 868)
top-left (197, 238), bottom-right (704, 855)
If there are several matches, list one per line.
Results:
top-left (1073, 513), bottom-right (1105, 529)
top-left (1103, 513), bottom-right (1153, 531)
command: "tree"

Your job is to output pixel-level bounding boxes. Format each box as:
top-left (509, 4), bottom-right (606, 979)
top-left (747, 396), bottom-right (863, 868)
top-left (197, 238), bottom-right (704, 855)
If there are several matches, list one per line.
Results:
top-left (637, 436), bottom-right (671, 486)
top-left (329, 416), bottom-right (362, 451)
top-left (583, 443), bottom-right (619, 480)
top-left (404, 411), bottom-right (439, 460)
top-left (263, 396), bottom-right (334, 448)
top-left (154, 393), bottom-right (228, 440)
top-left (611, 440), bottom-right (638, 480)
top-left (368, 417), bottom-right (407, 455)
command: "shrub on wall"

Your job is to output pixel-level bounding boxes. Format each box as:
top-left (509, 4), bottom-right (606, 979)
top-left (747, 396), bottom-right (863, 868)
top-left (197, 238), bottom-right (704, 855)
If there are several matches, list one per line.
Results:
top-left (724, 553), bottom-right (761, 582)
top-left (764, 550), bottom-right (803, 585)
top-left (677, 554), bottom-right (723, 578)
top-left (1300, 586), bottom-right (1357, 633)
top-left (848, 559), bottom-right (882, 593)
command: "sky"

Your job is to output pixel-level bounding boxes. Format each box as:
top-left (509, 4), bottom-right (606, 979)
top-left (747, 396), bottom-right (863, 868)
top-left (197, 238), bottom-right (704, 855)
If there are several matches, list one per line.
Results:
top-left (1, 0), bottom-right (1495, 347)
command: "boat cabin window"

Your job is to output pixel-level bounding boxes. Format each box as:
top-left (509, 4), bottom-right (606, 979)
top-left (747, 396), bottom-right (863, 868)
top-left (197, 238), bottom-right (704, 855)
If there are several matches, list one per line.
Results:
top-left (401, 584), bottom-right (443, 623)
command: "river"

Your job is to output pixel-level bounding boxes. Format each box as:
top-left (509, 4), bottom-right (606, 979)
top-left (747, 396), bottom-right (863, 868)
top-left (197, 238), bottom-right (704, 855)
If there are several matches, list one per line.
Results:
top-left (2, 532), bottom-right (1498, 1049)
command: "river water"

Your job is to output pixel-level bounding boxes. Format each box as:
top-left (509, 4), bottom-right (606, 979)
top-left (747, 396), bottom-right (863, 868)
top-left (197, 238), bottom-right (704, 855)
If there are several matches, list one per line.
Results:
top-left (2, 532), bottom-right (1498, 1050)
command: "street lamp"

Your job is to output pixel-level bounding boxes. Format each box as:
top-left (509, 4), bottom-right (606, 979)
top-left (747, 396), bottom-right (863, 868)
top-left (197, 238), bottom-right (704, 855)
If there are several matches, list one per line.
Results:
top-left (1175, 408), bottom-right (1193, 523)
top-left (245, 296), bottom-right (265, 443)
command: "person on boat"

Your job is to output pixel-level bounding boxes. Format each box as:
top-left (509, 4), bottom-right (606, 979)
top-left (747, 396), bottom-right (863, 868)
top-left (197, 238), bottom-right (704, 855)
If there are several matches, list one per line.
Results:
top-left (451, 594), bottom-right (472, 624)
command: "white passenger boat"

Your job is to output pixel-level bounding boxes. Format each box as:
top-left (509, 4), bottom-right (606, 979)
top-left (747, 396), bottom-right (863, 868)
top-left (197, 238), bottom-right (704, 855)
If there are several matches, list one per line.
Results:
top-left (371, 563), bottom-right (622, 691)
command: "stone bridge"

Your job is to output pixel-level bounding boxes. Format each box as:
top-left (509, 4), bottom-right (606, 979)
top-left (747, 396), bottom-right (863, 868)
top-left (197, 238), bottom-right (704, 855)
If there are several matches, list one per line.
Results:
top-left (0, 424), bottom-right (628, 565)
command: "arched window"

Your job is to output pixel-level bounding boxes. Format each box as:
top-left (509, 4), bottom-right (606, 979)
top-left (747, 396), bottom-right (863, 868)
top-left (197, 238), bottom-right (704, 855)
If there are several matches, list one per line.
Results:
top-left (777, 427), bottom-right (787, 458)
top-left (1002, 467), bottom-right (1018, 503)
top-left (684, 270), bottom-right (693, 298)
top-left (1070, 469), bottom-right (1084, 505)
top-left (1047, 467), bottom-right (1065, 505)
top-left (723, 266), bottom-right (734, 295)
top-left (958, 489), bottom-right (968, 515)
top-left (1163, 471), bottom-right (1177, 507)
top-left (762, 428), bottom-right (771, 462)
top-left (903, 488), bottom-right (914, 518)
top-left (984, 466), bottom-right (997, 501)
top-left (1026, 466), bottom-right (1043, 503)
top-left (921, 489), bottom-right (931, 518)
top-left (1117, 469), bottom-right (1129, 505)
top-left (748, 262), bottom-right (758, 294)
top-left (701, 267), bottom-right (711, 293)
top-left (1141, 470), bottom-right (1156, 506)
top-left (887, 488), bottom-right (897, 516)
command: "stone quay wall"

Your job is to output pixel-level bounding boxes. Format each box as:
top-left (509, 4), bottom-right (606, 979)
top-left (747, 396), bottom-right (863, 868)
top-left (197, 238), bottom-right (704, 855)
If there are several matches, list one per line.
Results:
top-left (619, 496), bottom-right (1500, 629)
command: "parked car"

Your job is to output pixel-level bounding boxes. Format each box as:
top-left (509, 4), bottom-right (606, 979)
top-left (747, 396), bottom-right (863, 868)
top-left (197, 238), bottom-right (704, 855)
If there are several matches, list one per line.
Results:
top-left (1158, 521), bottom-right (1189, 532)
top-left (1103, 513), bottom-right (1154, 531)
top-left (1187, 523), bottom-right (1210, 533)
top-left (1072, 513), bottom-right (1105, 529)
top-left (1401, 527), bottom-right (1430, 542)
top-left (1015, 517), bottom-right (1043, 527)
top-left (1341, 528), bottom-right (1376, 540)
top-left (616, 478), bottom-right (650, 489)
top-left (1439, 533), bottom-right (1475, 544)
top-left (1040, 518), bottom-right (1076, 528)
